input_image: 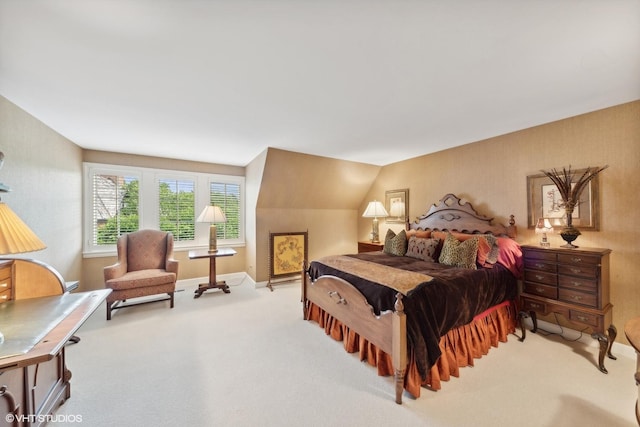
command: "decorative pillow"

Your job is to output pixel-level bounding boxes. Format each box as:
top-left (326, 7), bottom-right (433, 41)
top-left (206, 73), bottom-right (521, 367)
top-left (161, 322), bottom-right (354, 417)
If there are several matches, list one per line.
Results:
top-left (383, 229), bottom-right (408, 256)
top-left (406, 236), bottom-right (440, 261)
top-left (438, 233), bottom-right (479, 269)
top-left (432, 231), bottom-right (499, 267)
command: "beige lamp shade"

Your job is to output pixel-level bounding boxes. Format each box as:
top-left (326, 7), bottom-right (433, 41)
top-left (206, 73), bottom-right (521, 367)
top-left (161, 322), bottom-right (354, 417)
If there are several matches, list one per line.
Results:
top-left (362, 200), bottom-right (388, 243)
top-left (0, 202), bottom-right (46, 254)
top-left (196, 205), bottom-right (227, 224)
top-left (362, 201), bottom-right (389, 218)
top-left (197, 205), bottom-right (227, 252)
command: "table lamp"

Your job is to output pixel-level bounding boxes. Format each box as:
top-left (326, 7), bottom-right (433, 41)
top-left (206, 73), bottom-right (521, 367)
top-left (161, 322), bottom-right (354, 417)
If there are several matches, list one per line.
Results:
top-left (535, 218), bottom-right (554, 248)
top-left (362, 200), bottom-right (388, 243)
top-left (197, 205), bottom-right (227, 252)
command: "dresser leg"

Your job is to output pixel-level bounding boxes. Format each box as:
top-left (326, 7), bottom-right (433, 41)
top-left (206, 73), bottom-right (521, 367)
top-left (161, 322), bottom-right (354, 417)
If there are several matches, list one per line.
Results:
top-left (592, 332), bottom-right (611, 374)
top-left (517, 311), bottom-right (527, 342)
top-left (606, 324), bottom-right (617, 360)
top-left (529, 310), bottom-right (538, 333)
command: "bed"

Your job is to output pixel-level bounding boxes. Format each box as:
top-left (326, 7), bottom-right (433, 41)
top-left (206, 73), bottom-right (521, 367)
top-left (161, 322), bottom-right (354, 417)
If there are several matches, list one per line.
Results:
top-left (301, 194), bottom-right (523, 404)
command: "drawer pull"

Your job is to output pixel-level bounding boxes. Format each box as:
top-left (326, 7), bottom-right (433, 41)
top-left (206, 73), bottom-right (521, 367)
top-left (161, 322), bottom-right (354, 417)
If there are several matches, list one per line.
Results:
top-left (535, 287), bottom-right (545, 293)
top-left (576, 315), bottom-right (589, 322)
top-left (571, 281), bottom-right (582, 287)
top-left (570, 295), bottom-right (583, 301)
top-left (571, 257), bottom-right (583, 263)
top-left (0, 282), bottom-right (7, 288)
top-left (0, 295), bottom-right (7, 301)
top-left (570, 268), bottom-right (582, 274)
top-left (535, 274), bottom-right (545, 281)
top-left (531, 303), bottom-right (542, 309)
top-left (535, 263), bottom-right (545, 269)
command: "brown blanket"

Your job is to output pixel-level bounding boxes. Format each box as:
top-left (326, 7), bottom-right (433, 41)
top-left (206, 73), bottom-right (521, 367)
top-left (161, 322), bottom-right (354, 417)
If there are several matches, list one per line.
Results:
top-left (308, 252), bottom-right (517, 379)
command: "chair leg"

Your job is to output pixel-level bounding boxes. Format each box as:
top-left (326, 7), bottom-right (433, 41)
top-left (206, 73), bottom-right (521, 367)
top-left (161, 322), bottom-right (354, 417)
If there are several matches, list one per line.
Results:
top-left (106, 301), bottom-right (112, 320)
top-left (169, 292), bottom-right (174, 308)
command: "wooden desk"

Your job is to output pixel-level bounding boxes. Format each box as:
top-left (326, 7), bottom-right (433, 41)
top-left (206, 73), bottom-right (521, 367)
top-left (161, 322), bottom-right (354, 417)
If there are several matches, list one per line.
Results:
top-left (189, 248), bottom-right (236, 299)
top-left (0, 289), bottom-right (110, 426)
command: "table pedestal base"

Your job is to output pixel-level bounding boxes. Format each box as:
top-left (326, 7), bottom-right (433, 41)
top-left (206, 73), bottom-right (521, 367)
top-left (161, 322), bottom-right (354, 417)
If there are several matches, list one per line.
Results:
top-left (194, 281), bottom-right (230, 298)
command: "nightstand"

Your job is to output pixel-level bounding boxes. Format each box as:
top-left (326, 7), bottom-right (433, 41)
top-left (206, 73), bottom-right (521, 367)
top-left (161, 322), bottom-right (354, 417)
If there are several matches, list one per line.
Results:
top-left (358, 241), bottom-right (384, 253)
top-left (519, 245), bottom-right (616, 373)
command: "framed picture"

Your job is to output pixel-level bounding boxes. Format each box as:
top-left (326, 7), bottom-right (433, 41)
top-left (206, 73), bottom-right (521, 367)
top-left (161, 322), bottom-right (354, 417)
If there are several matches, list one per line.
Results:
top-left (526, 170), bottom-right (600, 230)
top-left (385, 188), bottom-right (409, 223)
top-left (268, 231), bottom-right (308, 289)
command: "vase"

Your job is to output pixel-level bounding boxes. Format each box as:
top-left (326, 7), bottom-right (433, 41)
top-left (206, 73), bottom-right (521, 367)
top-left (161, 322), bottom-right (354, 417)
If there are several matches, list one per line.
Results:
top-left (559, 207), bottom-right (581, 248)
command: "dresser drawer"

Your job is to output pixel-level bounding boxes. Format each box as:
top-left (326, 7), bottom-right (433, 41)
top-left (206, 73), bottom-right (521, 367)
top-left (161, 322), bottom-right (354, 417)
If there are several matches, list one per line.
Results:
top-left (558, 274), bottom-right (597, 291)
top-left (524, 259), bottom-right (557, 273)
top-left (557, 253), bottom-right (600, 267)
top-left (569, 309), bottom-right (600, 328)
top-left (524, 249), bottom-right (557, 262)
top-left (521, 297), bottom-right (549, 313)
top-left (559, 288), bottom-right (597, 308)
top-left (524, 269), bottom-right (557, 286)
top-left (558, 263), bottom-right (598, 278)
top-left (524, 282), bottom-right (557, 299)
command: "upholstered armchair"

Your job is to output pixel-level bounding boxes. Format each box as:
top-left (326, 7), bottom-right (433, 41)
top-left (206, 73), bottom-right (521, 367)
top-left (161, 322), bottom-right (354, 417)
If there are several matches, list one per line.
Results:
top-left (104, 229), bottom-right (178, 320)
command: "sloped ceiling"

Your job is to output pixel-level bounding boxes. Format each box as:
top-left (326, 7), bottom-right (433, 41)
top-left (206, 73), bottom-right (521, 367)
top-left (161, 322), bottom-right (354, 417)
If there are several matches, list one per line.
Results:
top-left (1, 1), bottom-right (638, 167)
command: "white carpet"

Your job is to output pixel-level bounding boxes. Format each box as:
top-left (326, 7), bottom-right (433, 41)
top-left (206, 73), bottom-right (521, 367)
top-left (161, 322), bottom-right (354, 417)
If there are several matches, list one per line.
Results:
top-left (56, 276), bottom-right (637, 427)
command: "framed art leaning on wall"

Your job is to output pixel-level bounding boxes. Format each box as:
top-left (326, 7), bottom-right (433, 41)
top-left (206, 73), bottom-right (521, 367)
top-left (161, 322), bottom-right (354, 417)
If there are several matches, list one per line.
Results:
top-left (385, 188), bottom-right (409, 224)
top-left (267, 231), bottom-right (308, 290)
top-left (527, 169), bottom-right (601, 231)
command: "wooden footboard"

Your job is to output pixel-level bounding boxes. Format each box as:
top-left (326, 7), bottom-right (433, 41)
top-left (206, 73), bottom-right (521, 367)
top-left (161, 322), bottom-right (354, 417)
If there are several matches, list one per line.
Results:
top-left (302, 263), bottom-right (407, 404)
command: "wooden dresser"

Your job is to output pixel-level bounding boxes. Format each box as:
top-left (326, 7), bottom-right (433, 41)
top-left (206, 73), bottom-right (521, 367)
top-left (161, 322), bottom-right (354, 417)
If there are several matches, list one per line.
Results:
top-left (357, 241), bottom-right (384, 253)
top-left (519, 245), bottom-right (616, 373)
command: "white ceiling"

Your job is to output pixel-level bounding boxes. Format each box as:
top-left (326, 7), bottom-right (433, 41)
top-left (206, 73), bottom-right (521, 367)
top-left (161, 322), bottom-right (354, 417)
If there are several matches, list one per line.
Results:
top-left (1, 1), bottom-right (639, 167)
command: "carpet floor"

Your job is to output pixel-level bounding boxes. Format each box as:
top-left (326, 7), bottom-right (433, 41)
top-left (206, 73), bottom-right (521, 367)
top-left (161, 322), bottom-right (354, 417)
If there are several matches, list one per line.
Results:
top-left (56, 276), bottom-right (637, 427)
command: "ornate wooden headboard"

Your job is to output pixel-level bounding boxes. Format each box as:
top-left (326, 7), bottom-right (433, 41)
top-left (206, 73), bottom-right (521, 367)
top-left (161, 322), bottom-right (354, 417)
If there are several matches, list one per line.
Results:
top-left (407, 194), bottom-right (516, 238)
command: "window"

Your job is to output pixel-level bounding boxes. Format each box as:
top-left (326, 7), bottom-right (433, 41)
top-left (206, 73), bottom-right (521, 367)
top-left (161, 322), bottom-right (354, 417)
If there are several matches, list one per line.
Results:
top-left (210, 182), bottom-right (240, 240)
top-left (91, 173), bottom-right (140, 246)
top-left (159, 178), bottom-right (195, 241)
top-left (84, 163), bottom-right (244, 255)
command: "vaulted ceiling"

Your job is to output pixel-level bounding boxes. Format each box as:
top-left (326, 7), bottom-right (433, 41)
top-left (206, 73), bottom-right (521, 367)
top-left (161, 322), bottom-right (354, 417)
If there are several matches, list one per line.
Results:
top-left (1, 1), bottom-right (638, 166)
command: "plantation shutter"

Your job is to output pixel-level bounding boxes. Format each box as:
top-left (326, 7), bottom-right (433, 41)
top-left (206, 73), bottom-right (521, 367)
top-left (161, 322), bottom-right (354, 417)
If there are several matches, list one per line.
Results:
top-left (92, 174), bottom-right (140, 245)
top-left (210, 182), bottom-right (240, 239)
top-left (158, 178), bottom-right (195, 241)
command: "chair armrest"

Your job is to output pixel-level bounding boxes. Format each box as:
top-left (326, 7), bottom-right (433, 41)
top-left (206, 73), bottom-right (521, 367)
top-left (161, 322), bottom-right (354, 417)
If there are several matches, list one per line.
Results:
top-left (104, 262), bottom-right (127, 281)
top-left (166, 259), bottom-right (179, 276)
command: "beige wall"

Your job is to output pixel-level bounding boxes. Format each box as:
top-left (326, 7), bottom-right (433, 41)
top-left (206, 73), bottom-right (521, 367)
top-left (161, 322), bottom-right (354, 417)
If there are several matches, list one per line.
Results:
top-left (3, 93), bottom-right (639, 346)
top-left (361, 100), bottom-right (640, 345)
top-left (0, 96), bottom-right (83, 282)
top-left (252, 148), bottom-right (381, 282)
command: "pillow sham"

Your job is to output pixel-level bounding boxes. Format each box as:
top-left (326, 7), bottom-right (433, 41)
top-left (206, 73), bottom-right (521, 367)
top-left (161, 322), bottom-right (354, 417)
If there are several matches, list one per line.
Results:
top-left (438, 232), bottom-right (479, 269)
top-left (383, 229), bottom-right (408, 256)
top-left (405, 229), bottom-right (431, 239)
top-left (405, 236), bottom-right (440, 262)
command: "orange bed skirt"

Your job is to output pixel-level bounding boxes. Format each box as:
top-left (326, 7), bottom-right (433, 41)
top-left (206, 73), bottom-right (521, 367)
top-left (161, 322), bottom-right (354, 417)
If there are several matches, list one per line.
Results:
top-left (306, 299), bottom-right (517, 398)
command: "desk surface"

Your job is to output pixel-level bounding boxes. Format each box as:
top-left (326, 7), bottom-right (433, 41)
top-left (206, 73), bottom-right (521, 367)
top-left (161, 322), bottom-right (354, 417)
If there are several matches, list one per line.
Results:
top-left (0, 289), bottom-right (110, 371)
top-left (188, 248), bottom-right (237, 259)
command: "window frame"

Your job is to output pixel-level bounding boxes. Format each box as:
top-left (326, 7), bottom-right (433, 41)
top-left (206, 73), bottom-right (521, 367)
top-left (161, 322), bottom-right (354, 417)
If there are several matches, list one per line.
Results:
top-left (83, 162), bottom-right (245, 257)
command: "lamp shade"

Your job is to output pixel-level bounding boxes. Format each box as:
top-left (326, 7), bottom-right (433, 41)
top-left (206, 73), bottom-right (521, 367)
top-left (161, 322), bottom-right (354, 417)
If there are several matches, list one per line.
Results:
top-left (0, 202), bottom-right (46, 254)
top-left (535, 218), bottom-right (554, 234)
top-left (362, 201), bottom-right (389, 218)
top-left (196, 205), bottom-right (227, 224)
